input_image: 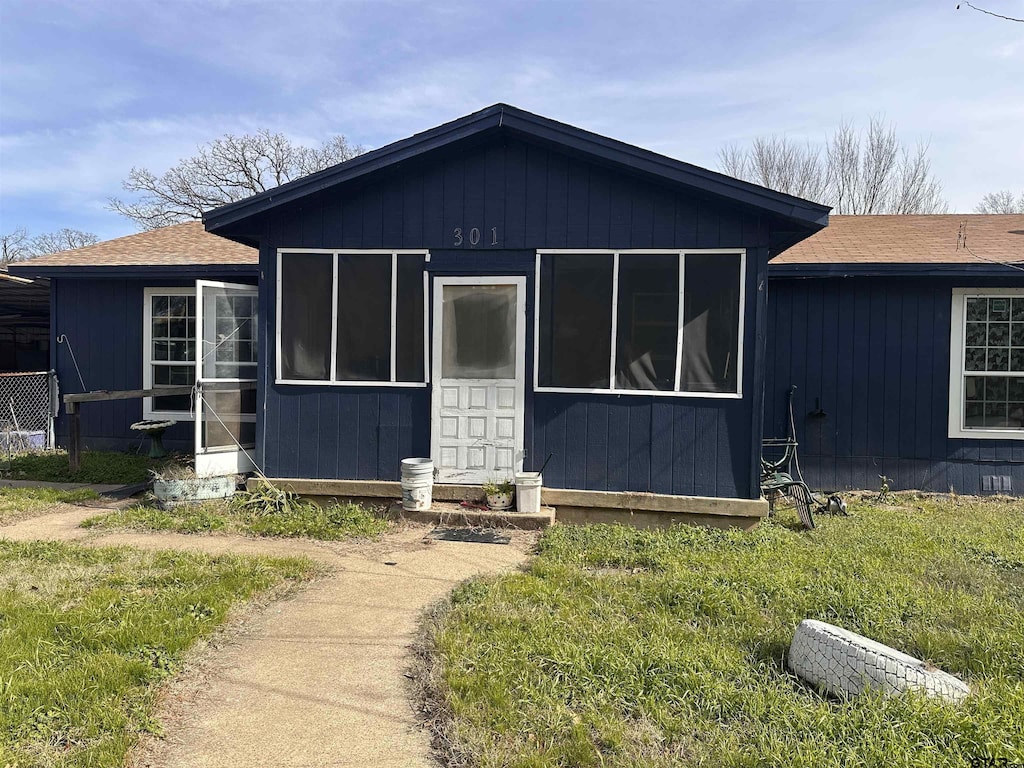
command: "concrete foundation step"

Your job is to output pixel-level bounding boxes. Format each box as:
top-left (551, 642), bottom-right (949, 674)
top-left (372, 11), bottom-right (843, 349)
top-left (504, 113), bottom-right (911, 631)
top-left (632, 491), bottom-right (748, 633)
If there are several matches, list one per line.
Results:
top-left (387, 502), bottom-right (554, 530)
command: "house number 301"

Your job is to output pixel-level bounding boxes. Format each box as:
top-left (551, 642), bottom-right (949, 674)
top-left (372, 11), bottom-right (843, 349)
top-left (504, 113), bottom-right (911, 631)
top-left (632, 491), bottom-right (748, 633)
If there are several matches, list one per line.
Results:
top-left (453, 227), bottom-right (499, 246)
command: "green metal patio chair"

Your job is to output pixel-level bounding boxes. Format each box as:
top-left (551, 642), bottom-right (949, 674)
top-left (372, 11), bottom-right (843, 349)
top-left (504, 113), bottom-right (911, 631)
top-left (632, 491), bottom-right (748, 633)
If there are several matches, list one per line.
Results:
top-left (761, 386), bottom-right (816, 529)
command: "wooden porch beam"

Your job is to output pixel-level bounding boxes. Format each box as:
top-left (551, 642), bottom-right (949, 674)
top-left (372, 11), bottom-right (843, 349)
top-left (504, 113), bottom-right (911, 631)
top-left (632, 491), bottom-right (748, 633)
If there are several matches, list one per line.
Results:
top-left (61, 382), bottom-right (256, 472)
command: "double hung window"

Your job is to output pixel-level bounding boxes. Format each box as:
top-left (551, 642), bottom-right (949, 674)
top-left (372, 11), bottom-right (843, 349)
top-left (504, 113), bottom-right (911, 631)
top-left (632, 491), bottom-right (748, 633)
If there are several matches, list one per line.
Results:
top-left (535, 250), bottom-right (744, 396)
top-left (144, 288), bottom-right (196, 418)
top-left (144, 286), bottom-right (259, 420)
top-left (949, 288), bottom-right (1024, 438)
top-left (277, 250), bottom-right (427, 385)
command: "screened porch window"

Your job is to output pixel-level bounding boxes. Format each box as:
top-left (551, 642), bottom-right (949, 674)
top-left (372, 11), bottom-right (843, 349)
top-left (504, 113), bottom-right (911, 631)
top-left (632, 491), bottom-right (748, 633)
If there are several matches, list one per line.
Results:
top-left (949, 289), bottom-right (1024, 439)
top-left (536, 250), bottom-right (744, 396)
top-left (277, 250), bottom-right (427, 385)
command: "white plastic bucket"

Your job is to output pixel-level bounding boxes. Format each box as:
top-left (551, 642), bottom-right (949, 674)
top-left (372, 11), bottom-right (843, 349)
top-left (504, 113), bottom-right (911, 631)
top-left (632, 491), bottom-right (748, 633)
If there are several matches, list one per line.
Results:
top-left (401, 458), bottom-right (434, 511)
top-left (514, 472), bottom-right (542, 514)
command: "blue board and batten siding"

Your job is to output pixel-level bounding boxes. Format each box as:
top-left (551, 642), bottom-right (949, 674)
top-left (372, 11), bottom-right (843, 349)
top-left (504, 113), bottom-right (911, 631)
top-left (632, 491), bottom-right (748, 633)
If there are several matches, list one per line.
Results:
top-left (257, 136), bottom-right (777, 498)
top-left (765, 275), bottom-right (1024, 495)
top-left (50, 274), bottom-right (255, 453)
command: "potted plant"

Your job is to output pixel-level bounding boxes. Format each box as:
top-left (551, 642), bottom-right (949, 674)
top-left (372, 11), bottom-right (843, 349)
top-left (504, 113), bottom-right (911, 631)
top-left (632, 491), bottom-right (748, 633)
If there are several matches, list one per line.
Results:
top-left (482, 478), bottom-right (515, 510)
top-left (151, 461), bottom-right (237, 508)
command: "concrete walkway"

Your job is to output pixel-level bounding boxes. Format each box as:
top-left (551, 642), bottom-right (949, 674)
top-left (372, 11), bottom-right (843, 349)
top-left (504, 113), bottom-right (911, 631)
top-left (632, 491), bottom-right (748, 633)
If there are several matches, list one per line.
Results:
top-left (1, 505), bottom-right (534, 768)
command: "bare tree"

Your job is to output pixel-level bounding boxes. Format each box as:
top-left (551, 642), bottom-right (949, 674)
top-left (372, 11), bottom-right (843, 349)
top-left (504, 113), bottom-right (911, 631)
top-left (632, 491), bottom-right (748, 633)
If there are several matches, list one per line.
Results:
top-left (29, 228), bottom-right (99, 255)
top-left (975, 190), bottom-right (1024, 214)
top-left (1, 227), bottom-right (99, 264)
top-left (720, 137), bottom-right (828, 202)
top-left (109, 130), bottom-right (365, 230)
top-left (718, 117), bottom-right (948, 214)
top-left (0, 228), bottom-right (31, 265)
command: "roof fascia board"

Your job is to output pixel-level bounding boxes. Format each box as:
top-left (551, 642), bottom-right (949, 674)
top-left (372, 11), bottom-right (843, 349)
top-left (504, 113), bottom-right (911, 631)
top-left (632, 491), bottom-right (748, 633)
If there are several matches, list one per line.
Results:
top-left (7, 263), bottom-right (259, 280)
top-left (204, 109), bottom-right (503, 231)
top-left (498, 111), bottom-right (830, 228)
top-left (204, 104), bottom-right (830, 234)
top-left (768, 262), bottom-right (1024, 278)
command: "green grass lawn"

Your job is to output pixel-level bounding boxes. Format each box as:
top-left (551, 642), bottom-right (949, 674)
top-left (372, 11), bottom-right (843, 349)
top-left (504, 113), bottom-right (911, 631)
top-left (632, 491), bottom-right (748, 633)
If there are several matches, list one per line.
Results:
top-left (0, 486), bottom-right (100, 525)
top-left (1, 450), bottom-right (166, 485)
top-left (426, 495), bottom-right (1024, 768)
top-left (81, 494), bottom-right (390, 541)
top-left (0, 539), bottom-right (315, 768)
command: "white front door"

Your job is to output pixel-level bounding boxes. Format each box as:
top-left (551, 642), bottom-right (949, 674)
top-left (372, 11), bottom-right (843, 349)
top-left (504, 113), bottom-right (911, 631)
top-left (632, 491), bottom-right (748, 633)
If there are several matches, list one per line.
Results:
top-left (194, 280), bottom-right (258, 477)
top-left (431, 276), bottom-right (526, 484)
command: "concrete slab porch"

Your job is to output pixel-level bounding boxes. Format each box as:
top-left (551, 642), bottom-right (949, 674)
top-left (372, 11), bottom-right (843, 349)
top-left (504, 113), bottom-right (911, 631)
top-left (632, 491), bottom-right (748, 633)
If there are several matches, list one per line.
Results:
top-left (249, 478), bottom-right (769, 530)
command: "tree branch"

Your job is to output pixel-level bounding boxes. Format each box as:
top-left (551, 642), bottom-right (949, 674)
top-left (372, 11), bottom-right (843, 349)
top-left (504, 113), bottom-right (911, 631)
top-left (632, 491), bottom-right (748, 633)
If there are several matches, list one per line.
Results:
top-left (719, 117), bottom-right (947, 214)
top-left (957, 2), bottom-right (1024, 22)
top-left (108, 131), bottom-right (365, 229)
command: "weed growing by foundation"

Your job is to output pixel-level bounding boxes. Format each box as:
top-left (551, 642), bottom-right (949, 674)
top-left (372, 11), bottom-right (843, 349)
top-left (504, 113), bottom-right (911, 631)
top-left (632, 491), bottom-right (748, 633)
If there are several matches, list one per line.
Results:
top-left (83, 484), bottom-right (389, 540)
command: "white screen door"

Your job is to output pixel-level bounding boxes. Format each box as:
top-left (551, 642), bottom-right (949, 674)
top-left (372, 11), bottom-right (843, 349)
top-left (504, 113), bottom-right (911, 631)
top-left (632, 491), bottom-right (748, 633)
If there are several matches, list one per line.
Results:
top-left (194, 280), bottom-right (258, 477)
top-left (431, 276), bottom-right (525, 484)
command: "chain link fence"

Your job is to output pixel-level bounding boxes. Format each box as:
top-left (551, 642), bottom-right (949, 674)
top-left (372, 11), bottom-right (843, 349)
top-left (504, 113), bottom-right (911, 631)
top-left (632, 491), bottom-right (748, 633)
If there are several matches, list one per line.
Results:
top-left (0, 371), bottom-right (57, 457)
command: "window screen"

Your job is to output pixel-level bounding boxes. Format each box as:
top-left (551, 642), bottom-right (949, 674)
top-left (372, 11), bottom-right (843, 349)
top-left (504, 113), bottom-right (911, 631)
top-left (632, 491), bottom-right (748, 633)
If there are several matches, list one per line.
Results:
top-left (538, 254), bottom-right (613, 388)
top-left (441, 284), bottom-right (517, 379)
top-left (206, 293), bottom-right (258, 380)
top-left (200, 384), bottom-right (257, 450)
top-left (336, 254), bottom-right (391, 381)
top-left (680, 254), bottom-right (741, 393)
top-left (280, 253), bottom-right (333, 380)
top-left (537, 251), bottom-right (742, 395)
top-left (615, 254), bottom-right (678, 391)
top-left (395, 254), bottom-right (425, 382)
top-left (278, 251), bottom-right (427, 384)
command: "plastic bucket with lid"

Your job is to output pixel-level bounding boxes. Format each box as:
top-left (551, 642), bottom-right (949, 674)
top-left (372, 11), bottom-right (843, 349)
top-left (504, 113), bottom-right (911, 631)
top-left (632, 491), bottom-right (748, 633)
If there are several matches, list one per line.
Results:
top-left (514, 472), bottom-right (542, 514)
top-left (400, 458), bottom-right (434, 511)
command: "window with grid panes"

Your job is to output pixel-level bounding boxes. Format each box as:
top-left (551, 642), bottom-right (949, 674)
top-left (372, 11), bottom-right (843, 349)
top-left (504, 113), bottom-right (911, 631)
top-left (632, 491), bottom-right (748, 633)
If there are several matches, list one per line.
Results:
top-left (145, 290), bottom-right (196, 416)
top-left (950, 290), bottom-right (1024, 437)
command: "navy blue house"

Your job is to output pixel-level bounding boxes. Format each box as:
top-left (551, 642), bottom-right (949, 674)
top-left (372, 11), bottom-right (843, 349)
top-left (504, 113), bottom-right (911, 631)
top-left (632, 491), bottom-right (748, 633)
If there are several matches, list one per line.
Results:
top-left (200, 104), bottom-right (828, 510)
top-left (15, 108), bottom-right (1022, 511)
top-left (14, 104), bottom-right (832, 523)
top-left (766, 214), bottom-right (1024, 495)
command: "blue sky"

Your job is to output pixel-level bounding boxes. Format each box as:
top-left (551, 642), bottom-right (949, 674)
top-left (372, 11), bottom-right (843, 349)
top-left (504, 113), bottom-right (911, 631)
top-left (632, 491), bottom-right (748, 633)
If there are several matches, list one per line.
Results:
top-left (1, 0), bottom-right (1022, 241)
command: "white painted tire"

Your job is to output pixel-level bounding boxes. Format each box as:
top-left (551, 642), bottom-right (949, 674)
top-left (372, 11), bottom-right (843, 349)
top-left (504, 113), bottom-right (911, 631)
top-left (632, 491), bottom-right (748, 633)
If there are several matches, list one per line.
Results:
top-left (787, 619), bottom-right (970, 703)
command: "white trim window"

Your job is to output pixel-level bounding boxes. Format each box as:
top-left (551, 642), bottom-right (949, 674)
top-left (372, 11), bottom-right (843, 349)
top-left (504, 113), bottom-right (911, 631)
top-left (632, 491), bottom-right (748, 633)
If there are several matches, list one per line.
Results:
top-left (143, 287), bottom-right (197, 420)
top-left (276, 250), bottom-right (429, 386)
top-left (949, 288), bottom-right (1024, 439)
top-left (534, 249), bottom-right (746, 398)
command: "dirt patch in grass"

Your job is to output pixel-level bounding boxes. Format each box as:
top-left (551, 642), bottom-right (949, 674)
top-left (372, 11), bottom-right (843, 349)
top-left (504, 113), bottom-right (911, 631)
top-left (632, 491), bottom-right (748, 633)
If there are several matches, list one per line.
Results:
top-left (0, 486), bottom-right (100, 525)
top-left (421, 494), bottom-right (1024, 767)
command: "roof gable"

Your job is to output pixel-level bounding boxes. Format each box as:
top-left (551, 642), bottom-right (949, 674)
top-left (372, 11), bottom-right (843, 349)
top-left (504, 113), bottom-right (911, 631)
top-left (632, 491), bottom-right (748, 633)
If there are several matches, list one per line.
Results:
top-left (204, 104), bottom-right (830, 238)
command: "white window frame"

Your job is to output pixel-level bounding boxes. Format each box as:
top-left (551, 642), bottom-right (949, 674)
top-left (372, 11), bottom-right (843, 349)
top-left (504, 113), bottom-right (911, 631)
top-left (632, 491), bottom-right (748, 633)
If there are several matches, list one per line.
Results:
top-left (948, 287), bottom-right (1024, 440)
top-left (275, 249), bottom-right (430, 387)
top-left (533, 249), bottom-right (746, 399)
top-left (143, 286), bottom-right (196, 421)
